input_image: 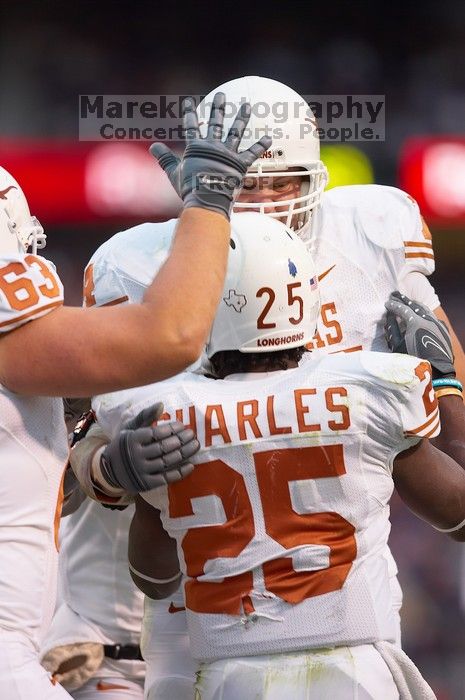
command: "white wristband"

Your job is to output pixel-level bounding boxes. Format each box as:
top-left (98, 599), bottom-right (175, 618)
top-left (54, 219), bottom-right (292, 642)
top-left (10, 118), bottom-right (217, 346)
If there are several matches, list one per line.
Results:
top-left (69, 422), bottom-right (132, 505)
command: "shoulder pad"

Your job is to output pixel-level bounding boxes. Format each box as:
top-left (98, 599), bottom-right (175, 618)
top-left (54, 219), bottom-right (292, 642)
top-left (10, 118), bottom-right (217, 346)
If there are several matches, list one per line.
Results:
top-left (0, 253), bottom-right (63, 333)
top-left (358, 351), bottom-right (421, 389)
top-left (322, 185), bottom-right (423, 252)
top-left (84, 219), bottom-right (177, 307)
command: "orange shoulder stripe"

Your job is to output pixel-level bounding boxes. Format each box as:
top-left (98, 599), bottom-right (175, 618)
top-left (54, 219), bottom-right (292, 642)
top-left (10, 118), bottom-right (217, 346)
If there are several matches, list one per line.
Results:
top-left (423, 415), bottom-right (441, 439)
top-left (0, 300), bottom-right (63, 329)
top-left (405, 252), bottom-right (435, 260)
top-left (404, 406), bottom-right (440, 436)
top-left (404, 240), bottom-right (433, 249)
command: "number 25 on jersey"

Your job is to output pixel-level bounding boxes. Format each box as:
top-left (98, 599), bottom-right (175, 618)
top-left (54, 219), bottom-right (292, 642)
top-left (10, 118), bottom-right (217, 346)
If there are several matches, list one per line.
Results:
top-left (168, 444), bottom-right (357, 615)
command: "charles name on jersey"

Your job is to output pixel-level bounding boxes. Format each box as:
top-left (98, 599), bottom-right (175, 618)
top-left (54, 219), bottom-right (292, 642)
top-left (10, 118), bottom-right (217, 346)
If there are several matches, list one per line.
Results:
top-left (155, 379), bottom-right (350, 449)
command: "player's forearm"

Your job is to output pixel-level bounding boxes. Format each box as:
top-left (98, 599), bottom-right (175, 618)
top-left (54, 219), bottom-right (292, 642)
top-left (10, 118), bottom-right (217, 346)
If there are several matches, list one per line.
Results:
top-left (0, 209), bottom-right (230, 395)
top-left (396, 396), bottom-right (465, 541)
top-left (141, 207), bottom-right (230, 351)
top-left (128, 550), bottom-right (181, 600)
top-left (394, 440), bottom-right (465, 538)
top-left (432, 395), bottom-right (465, 471)
top-left (128, 495), bottom-right (181, 599)
top-left (434, 305), bottom-right (465, 387)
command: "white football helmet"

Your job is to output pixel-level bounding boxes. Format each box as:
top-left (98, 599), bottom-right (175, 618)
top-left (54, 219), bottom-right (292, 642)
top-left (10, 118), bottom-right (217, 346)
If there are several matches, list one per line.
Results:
top-left (0, 167), bottom-right (46, 255)
top-left (198, 76), bottom-right (328, 237)
top-left (206, 212), bottom-right (320, 358)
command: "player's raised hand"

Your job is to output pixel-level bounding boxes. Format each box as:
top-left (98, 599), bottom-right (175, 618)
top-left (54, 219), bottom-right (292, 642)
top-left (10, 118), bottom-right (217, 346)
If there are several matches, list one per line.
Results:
top-left (150, 92), bottom-right (272, 220)
top-left (385, 291), bottom-right (455, 378)
top-left (100, 402), bottom-right (200, 493)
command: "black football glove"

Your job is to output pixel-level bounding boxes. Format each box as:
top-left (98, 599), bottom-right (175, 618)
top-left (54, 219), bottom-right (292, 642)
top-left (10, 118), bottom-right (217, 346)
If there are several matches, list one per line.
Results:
top-left (100, 402), bottom-right (200, 493)
top-left (384, 291), bottom-right (455, 379)
top-left (150, 92), bottom-right (272, 220)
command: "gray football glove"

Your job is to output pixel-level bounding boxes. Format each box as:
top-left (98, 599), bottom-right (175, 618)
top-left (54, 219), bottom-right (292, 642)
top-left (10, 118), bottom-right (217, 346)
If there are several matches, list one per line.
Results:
top-left (150, 92), bottom-right (272, 220)
top-left (385, 291), bottom-right (455, 378)
top-left (100, 402), bottom-right (200, 493)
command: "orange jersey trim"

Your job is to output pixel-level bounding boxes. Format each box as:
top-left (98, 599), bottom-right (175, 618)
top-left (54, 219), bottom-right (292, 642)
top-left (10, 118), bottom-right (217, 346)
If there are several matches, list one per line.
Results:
top-left (404, 240), bottom-right (433, 249)
top-left (0, 299), bottom-right (63, 330)
top-left (330, 345), bottom-right (363, 354)
top-left (405, 252), bottom-right (435, 260)
top-left (405, 406), bottom-right (440, 436)
top-left (53, 463), bottom-right (68, 551)
top-left (318, 264), bottom-right (336, 283)
top-left (423, 415), bottom-right (441, 439)
top-left (96, 681), bottom-right (130, 691)
top-left (100, 295), bottom-right (129, 307)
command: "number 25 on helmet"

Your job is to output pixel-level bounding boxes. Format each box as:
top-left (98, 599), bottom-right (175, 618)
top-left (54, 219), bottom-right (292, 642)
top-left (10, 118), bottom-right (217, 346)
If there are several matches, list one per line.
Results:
top-left (206, 212), bottom-right (320, 357)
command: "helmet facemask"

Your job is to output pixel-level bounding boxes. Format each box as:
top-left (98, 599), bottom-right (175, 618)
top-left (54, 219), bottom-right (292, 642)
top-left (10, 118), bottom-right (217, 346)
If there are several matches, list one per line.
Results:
top-left (234, 163), bottom-right (327, 233)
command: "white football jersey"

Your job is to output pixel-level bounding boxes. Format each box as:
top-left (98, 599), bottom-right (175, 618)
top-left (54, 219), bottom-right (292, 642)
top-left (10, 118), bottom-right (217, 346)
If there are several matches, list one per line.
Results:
top-left (83, 221), bottom-right (176, 308)
top-left (0, 253), bottom-right (67, 648)
top-left (0, 253), bottom-right (64, 331)
top-left (141, 589), bottom-right (197, 700)
top-left (94, 351), bottom-right (439, 661)
top-left (307, 185), bottom-right (436, 356)
top-left (85, 184), bottom-right (437, 664)
top-left (83, 187), bottom-right (435, 352)
top-left (42, 501), bottom-right (145, 680)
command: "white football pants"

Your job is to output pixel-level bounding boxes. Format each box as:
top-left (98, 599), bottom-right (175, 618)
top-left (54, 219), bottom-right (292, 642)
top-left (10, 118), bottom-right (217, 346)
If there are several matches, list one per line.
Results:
top-left (0, 631), bottom-right (72, 700)
top-left (71, 674), bottom-right (143, 700)
top-left (194, 643), bottom-right (434, 700)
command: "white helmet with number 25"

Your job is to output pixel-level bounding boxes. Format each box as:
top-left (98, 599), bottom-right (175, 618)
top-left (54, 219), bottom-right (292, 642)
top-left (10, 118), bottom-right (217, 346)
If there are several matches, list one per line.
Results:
top-left (0, 166), bottom-right (46, 256)
top-left (206, 212), bottom-right (320, 358)
top-left (198, 76), bottom-right (328, 236)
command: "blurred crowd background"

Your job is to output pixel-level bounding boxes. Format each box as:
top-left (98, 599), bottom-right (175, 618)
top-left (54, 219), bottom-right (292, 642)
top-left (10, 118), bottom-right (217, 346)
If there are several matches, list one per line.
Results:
top-left (0, 1), bottom-right (464, 697)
